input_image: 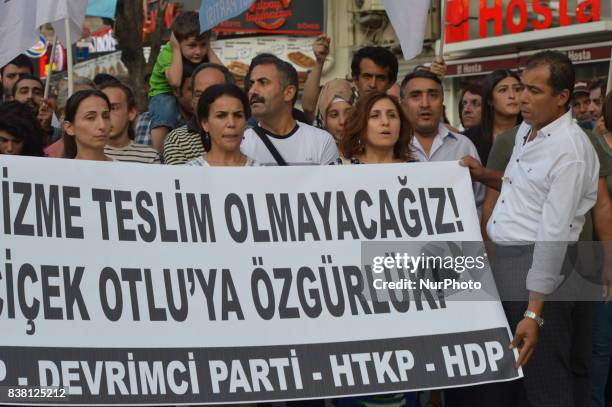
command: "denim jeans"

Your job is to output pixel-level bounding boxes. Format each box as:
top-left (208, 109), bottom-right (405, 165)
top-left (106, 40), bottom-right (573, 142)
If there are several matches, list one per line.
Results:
top-left (149, 92), bottom-right (180, 130)
top-left (591, 302), bottom-right (612, 407)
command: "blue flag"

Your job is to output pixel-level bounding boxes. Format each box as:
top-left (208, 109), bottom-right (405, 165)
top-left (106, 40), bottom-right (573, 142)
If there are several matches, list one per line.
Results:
top-left (86, 0), bottom-right (118, 19)
top-left (199, 0), bottom-right (254, 33)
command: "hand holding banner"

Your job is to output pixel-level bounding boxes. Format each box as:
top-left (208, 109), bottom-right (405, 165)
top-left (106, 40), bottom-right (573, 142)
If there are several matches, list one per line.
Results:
top-left (0, 156), bottom-right (520, 405)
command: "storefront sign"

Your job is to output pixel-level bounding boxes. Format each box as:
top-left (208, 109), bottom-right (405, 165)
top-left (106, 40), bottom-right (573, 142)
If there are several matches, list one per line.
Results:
top-left (445, 43), bottom-right (612, 77)
top-left (211, 36), bottom-right (315, 88)
top-left (79, 27), bottom-right (117, 53)
top-left (73, 51), bottom-right (128, 79)
top-left (214, 0), bottom-right (325, 36)
top-left (446, 0), bottom-right (601, 43)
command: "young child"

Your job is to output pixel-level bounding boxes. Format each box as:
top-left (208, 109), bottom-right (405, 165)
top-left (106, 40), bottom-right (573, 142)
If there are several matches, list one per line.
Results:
top-left (148, 11), bottom-right (221, 152)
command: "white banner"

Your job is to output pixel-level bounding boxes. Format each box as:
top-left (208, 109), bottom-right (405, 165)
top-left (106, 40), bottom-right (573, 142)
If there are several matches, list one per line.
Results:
top-left (0, 157), bottom-right (520, 405)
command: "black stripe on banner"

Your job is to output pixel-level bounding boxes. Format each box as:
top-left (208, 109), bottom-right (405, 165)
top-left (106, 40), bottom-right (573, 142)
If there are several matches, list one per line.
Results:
top-left (0, 327), bottom-right (519, 405)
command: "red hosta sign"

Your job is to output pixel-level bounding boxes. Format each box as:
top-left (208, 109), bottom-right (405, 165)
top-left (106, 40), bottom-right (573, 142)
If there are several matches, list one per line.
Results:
top-left (446, 0), bottom-right (601, 43)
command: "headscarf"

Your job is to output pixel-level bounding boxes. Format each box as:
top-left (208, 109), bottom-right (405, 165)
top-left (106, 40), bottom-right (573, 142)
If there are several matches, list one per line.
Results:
top-left (314, 79), bottom-right (356, 128)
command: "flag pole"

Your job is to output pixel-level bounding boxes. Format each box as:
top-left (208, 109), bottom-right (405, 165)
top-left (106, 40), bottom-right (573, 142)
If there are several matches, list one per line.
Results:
top-left (65, 17), bottom-right (74, 96)
top-left (44, 37), bottom-right (58, 99)
top-left (607, 48), bottom-right (612, 95)
top-left (437, 0), bottom-right (446, 58)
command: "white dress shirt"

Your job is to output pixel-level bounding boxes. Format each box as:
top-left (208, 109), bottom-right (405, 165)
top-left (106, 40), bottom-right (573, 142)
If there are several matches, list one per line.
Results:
top-left (411, 124), bottom-right (485, 214)
top-left (487, 110), bottom-right (599, 294)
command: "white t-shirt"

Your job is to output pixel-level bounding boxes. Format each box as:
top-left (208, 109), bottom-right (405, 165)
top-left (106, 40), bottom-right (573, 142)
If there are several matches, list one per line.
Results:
top-left (241, 122), bottom-right (339, 165)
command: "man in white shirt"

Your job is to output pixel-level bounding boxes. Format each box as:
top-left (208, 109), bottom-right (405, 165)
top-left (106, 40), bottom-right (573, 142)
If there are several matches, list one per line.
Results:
top-left (400, 70), bottom-right (485, 214)
top-left (486, 51), bottom-right (599, 407)
top-left (241, 55), bottom-right (338, 166)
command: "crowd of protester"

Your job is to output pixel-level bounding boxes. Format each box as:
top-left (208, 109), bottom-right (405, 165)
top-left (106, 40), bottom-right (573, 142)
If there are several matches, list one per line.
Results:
top-left (1, 8), bottom-right (611, 407)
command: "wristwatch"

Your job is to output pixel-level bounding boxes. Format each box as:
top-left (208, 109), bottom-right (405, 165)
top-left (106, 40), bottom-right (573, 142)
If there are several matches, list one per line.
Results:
top-left (523, 310), bottom-right (544, 328)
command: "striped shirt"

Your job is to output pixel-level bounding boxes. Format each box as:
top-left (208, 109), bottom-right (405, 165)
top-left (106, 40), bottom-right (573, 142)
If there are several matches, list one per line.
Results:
top-left (163, 121), bottom-right (204, 165)
top-left (104, 142), bottom-right (161, 164)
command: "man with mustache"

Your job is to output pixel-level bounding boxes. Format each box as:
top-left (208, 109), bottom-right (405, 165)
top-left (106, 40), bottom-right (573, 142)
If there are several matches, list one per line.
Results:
top-left (483, 51), bottom-right (599, 407)
top-left (588, 80), bottom-right (607, 137)
top-left (400, 70), bottom-right (484, 213)
top-left (571, 81), bottom-right (593, 130)
top-left (241, 55), bottom-right (338, 166)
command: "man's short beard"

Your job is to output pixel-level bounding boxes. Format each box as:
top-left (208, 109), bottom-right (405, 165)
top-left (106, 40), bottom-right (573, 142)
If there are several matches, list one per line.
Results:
top-left (25, 101), bottom-right (38, 113)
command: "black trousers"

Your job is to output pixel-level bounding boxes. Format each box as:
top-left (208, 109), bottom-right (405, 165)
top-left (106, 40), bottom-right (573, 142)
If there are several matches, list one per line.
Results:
top-left (445, 244), bottom-right (594, 407)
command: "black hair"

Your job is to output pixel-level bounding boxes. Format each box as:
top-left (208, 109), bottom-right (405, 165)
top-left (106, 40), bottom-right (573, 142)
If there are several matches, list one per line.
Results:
top-left (179, 70), bottom-right (193, 95)
top-left (0, 101), bottom-right (45, 156)
top-left (93, 73), bottom-right (119, 86)
top-left (524, 50), bottom-right (574, 109)
top-left (458, 82), bottom-right (482, 126)
top-left (351, 46), bottom-right (398, 85)
top-left (480, 70), bottom-right (522, 144)
top-left (197, 84), bottom-right (250, 152)
top-left (171, 11), bottom-right (210, 42)
top-left (191, 62), bottom-right (235, 89)
top-left (399, 70), bottom-right (442, 100)
top-left (247, 55), bottom-right (299, 105)
top-left (589, 79), bottom-right (607, 95)
top-left (12, 74), bottom-right (44, 97)
top-left (604, 90), bottom-right (612, 131)
top-left (63, 89), bottom-right (111, 159)
top-left (244, 53), bottom-right (276, 92)
top-left (1, 54), bottom-right (34, 75)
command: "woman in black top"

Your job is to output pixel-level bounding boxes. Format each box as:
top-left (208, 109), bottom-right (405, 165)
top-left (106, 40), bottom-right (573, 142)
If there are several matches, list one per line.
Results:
top-left (464, 70), bottom-right (522, 166)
